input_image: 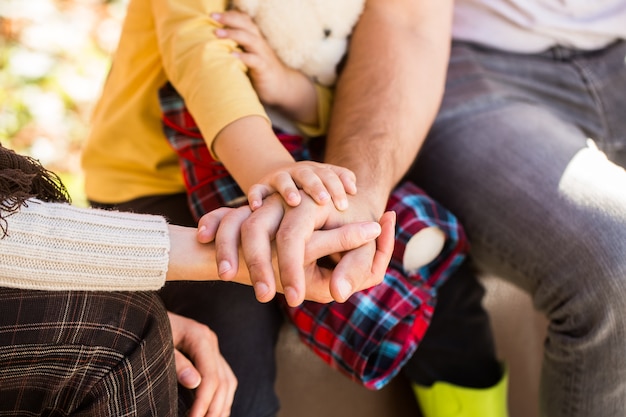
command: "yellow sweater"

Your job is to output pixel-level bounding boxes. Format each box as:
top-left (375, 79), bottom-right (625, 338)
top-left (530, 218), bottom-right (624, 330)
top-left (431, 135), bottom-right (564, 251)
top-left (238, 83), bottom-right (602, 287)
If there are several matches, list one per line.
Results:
top-left (82, 0), bottom-right (267, 203)
top-left (82, 0), bottom-right (331, 204)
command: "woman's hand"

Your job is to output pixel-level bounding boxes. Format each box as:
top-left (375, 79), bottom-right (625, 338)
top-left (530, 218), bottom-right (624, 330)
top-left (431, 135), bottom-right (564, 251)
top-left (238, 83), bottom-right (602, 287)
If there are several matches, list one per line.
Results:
top-left (168, 311), bottom-right (237, 417)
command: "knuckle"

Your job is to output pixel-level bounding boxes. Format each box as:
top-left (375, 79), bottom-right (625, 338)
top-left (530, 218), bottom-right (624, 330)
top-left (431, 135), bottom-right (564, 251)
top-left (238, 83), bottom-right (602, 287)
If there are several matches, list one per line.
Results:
top-left (245, 255), bottom-right (267, 272)
top-left (275, 224), bottom-right (301, 245)
top-left (215, 240), bottom-right (231, 258)
top-left (240, 215), bottom-right (264, 236)
top-left (338, 229), bottom-right (354, 249)
top-left (199, 324), bottom-right (218, 342)
top-left (220, 208), bottom-right (239, 225)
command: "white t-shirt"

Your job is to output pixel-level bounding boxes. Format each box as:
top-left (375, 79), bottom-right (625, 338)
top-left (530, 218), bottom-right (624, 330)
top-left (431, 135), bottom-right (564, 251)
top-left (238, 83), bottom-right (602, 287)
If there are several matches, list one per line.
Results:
top-left (453, 0), bottom-right (626, 52)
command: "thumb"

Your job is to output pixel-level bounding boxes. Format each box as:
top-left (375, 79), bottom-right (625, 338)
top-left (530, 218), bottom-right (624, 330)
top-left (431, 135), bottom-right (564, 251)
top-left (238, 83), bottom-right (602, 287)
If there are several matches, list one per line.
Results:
top-left (174, 348), bottom-right (202, 389)
top-left (305, 221), bottom-right (382, 262)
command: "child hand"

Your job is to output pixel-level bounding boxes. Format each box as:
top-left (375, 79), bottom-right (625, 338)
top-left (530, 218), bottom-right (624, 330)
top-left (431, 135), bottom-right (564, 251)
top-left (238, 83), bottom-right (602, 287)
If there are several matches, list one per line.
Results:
top-left (248, 161), bottom-right (357, 211)
top-left (212, 10), bottom-right (302, 107)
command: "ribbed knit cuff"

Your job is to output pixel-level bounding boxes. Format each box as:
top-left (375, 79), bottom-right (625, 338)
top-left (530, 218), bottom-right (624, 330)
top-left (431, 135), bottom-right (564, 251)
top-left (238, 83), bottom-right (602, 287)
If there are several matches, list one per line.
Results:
top-left (0, 199), bottom-right (169, 291)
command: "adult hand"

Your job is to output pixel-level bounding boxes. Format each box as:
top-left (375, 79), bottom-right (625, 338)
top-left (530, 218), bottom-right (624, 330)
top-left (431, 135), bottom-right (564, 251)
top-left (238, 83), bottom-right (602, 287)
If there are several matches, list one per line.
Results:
top-left (168, 312), bottom-right (237, 417)
top-left (197, 192), bottom-right (396, 306)
top-left (275, 190), bottom-right (393, 305)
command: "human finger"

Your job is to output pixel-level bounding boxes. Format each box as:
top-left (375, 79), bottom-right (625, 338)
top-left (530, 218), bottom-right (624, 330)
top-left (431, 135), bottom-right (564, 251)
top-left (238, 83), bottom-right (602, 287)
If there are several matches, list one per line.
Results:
top-left (215, 26), bottom-right (260, 54)
top-left (268, 171), bottom-right (302, 207)
top-left (233, 50), bottom-right (258, 69)
top-left (168, 312), bottom-right (237, 417)
top-left (213, 11), bottom-right (268, 60)
top-left (315, 167), bottom-right (351, 211)
top-left (190, 353), bottom-right (236, 417)
top-left (212, 206), bottom-right (252, 281)
top-left (304, 221), bottom-right (382, 262)
top-left (293, 221), bottom-right (385, 303)
top-left (240, 196), bottom-right (285, 302)
top-left (247, 183), bottom-right (271, 210)
top-left (173, 348), bottom-right (202, 389)
top-left (197, 207), bottom-right (232, 243)
top-left (211, 10), bottom-right (261, 37)
top-left (274, 195), bottom-right (325, 306)
top-left (333, 166), bottom-right (357, 195)
top-left (330, 210), bottom-right (396, 302)
top-left (291, 167), bottom-right (332, 206)
top-left (295, 223), bottom-right (384, 303)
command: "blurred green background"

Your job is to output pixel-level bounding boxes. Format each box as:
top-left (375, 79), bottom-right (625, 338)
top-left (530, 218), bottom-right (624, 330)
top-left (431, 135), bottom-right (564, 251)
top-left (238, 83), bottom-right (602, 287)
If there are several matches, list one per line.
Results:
top-left (1, 0), bottom-right (128, 205)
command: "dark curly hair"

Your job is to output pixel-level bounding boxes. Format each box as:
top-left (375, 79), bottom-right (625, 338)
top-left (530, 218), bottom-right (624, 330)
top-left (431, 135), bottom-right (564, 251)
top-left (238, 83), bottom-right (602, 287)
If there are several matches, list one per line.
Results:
top-left (0, 144), bottom-right (71, 237)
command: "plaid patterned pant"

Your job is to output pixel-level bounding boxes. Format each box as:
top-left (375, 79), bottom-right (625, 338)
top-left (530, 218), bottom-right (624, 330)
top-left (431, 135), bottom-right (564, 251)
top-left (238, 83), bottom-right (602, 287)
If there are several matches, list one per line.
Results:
top-left (0, 289), bottom-right (178, 416)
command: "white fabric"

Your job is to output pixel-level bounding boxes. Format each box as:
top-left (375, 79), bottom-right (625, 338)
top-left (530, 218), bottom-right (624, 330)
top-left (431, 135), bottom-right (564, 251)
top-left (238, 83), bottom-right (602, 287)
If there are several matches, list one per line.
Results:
top-left (0, 200), bottom-right (169, 291)
top-left (453, 0), bottom-right (626, 52)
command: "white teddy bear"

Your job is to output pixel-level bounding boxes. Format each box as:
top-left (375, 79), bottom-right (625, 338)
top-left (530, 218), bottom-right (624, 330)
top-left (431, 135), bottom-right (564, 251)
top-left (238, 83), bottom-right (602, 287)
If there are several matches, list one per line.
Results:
top-left (231, 0), bottom-right (365, 87)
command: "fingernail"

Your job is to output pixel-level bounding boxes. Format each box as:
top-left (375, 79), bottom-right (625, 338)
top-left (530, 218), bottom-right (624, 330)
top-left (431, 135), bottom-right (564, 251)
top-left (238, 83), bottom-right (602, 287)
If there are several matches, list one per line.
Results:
top-left (218, 260), bottom-right (231, 275)
top-left (361, 222), bottom-right (382, 240)
top-left (179, 368), bottom-right (201, 389)
top-left (210, 12), bottom-right (222, 20)
top-left (254, 282), bottom-right (270, 299)
top-left (336, 199), bottom-right (348, 210)
top-left (336, 279), bottom-right (352, 301)
top-left (215, 28), bottom-right (227, 37)
top-left (318, 191), bottom-right (330, 202)
top-left (284, 286), bottom-right (299, 306)
top-left (287, 192), bottom-right (299, 205)
top-left (197, 225), bottom-right (206, 235)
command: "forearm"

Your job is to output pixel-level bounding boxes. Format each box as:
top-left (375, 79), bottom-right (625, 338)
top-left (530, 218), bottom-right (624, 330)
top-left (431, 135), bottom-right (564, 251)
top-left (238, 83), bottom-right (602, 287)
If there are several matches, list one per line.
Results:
top-left (296, 84), bottom-right (333, 138)
top-left (325, 0), bottom-right (453, 214)
top-left (265, 68), bottom-right (320, 127)
top-left (168, 224), bottom-right (275, 289)
top-left (212, 115), bottom-right (295, 192)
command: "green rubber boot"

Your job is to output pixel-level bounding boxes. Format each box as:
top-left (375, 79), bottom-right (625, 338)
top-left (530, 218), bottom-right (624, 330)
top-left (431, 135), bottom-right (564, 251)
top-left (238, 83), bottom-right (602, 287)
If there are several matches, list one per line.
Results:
top-left (412, 367), bottom-right (509, 417)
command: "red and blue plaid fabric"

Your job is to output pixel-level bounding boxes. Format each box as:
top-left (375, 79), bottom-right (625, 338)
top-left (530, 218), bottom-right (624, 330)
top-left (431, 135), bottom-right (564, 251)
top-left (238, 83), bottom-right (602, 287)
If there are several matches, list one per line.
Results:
top-left (158, 82), bottom-right (469, 390)
top-left (159, 82), bottom-right (310, 220)
top-left (284, 182), bottom-right (468, 389)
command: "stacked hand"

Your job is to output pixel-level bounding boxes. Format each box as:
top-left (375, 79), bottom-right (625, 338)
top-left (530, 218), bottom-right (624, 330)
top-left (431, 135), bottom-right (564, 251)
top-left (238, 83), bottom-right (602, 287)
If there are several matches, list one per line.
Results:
top-left (197, 191), bottom-right (395, 306)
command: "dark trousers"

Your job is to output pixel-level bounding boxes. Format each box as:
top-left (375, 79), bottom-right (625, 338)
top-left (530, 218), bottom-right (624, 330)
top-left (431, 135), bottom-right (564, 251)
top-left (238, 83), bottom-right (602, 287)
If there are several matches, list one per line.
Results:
top-left (404, 260), bottom-right (502, 388)
top-left (93, 193), bottom-right (283, 417)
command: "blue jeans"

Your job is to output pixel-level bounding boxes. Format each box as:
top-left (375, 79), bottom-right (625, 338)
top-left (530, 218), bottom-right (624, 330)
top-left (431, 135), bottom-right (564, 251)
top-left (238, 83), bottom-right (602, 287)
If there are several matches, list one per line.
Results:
top-left (407, 40), bottom-right (626, 417)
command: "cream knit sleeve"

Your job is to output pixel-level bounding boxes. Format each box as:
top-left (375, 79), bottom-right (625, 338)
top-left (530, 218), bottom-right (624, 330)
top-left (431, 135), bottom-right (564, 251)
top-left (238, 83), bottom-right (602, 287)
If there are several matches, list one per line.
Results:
top-left (0, 199), bottom-right (170, 292)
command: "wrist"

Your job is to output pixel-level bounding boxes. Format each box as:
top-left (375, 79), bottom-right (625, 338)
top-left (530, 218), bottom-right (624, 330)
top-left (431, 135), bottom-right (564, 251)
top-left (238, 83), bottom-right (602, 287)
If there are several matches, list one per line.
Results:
top-left (167, 225), bottom-right (218, 282)
top-left (270, 69), bottom-right (318, 126)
